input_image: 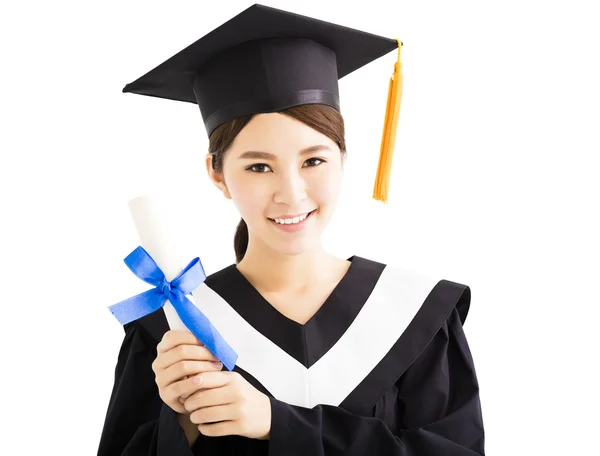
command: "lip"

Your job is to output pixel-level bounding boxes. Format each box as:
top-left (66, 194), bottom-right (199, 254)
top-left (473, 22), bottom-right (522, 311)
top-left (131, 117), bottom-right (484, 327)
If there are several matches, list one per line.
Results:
top-left (269, 211), bottom-right (314, 220)
top-left (268, 209), bottom-right (316, 232)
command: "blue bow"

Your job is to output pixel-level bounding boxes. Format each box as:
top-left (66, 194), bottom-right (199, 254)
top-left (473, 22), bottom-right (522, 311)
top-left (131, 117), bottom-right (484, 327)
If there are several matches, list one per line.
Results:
top-left (108, 246), bottom-right (237, 371)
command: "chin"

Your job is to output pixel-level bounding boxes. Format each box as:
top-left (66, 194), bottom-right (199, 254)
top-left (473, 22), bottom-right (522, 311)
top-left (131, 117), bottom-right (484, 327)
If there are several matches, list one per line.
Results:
top-left (275, 239), bottom-right (320, 256)
top-left (261, 236), bottom-right (321, 256)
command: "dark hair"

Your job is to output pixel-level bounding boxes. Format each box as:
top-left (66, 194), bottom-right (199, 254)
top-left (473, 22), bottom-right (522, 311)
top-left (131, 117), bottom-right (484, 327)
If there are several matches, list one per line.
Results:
top-left (208, 104), bottom-right (347, 263)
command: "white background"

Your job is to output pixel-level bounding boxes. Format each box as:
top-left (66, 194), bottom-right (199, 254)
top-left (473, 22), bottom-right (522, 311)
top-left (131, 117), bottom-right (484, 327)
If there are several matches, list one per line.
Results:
top-left (1, 0), bottom-right (598, 454)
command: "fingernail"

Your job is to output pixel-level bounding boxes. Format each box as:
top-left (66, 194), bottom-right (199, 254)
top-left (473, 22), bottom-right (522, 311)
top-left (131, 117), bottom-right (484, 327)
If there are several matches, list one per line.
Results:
top-left (212, 361), bottom-right (223, 368)
top-left (192, 374), bottom-right (203, 385)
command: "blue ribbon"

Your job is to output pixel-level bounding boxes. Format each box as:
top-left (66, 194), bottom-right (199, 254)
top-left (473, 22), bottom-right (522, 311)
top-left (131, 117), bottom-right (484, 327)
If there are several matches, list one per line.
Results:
top-left (108, 246), bottom-right (237, 371)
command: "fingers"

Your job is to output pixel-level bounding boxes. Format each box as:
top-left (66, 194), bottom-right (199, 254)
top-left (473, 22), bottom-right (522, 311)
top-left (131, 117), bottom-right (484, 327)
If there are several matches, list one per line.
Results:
top-left (165, 372), bottom-right (211, 404)
top-left (179, 384), bottom-right (202, 401)
top-left (157, 330), bottom-right (203, 354)
top-left (178, 376), bottom-right (192, 402)
top-left (154, 330), bottom-right (223, 415)
top-left (153, 343), bottom-right (220, 370)
top-left (197, 421), bottom-right (234, 437)
top-left (158, 360), bottom-right (223, 388)
top-left (191, 371), bottom-right (234, 390)
top-left (190, 404), bottom-right (234, 425)
top-left (183, 383), bottom-right (236, 412)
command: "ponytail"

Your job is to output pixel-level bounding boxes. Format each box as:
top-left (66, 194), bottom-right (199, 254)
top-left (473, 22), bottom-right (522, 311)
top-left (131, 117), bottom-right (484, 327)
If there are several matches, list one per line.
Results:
top-left (234, 217), bottom-right (248, 263)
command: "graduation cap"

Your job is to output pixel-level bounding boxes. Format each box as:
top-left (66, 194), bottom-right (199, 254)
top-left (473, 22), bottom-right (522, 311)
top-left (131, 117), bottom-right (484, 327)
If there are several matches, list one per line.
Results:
top-left (123, 3), bottom-right (403, 202)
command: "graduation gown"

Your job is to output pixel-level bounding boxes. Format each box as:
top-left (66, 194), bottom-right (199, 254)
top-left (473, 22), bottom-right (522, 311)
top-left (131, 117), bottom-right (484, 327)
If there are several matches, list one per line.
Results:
top-left (97, 255), bottom-right (485, 455)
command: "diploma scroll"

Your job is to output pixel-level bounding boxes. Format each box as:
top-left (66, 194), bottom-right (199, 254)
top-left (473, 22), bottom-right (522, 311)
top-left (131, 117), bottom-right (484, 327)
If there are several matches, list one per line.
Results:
top-left (109, 193), bottom-right (237, 370)
top-left (128, 194), bottom-right (190, 332)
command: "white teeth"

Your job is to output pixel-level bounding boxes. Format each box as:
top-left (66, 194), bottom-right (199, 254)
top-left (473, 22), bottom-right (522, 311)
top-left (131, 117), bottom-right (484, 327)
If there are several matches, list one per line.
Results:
top-left (273, 212), bottom-right (310, 225)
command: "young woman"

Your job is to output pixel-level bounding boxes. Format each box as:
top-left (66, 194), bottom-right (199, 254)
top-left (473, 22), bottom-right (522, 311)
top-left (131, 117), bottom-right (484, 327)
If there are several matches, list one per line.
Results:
top-left (98, 4), bottom-right (485, 455)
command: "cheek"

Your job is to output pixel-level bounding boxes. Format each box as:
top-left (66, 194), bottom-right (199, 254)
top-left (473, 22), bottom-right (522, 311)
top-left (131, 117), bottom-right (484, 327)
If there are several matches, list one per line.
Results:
top-left (310, 170), bottom-right (342, 204)
top-left (226, 173), bottom-right (268, 218)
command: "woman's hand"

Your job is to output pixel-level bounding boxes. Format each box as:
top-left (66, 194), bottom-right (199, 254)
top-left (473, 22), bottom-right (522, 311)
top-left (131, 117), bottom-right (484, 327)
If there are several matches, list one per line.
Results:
top-left (151, 330), bottom-right (224, 414)
top-left (182, 371), bottom-right (272, 440)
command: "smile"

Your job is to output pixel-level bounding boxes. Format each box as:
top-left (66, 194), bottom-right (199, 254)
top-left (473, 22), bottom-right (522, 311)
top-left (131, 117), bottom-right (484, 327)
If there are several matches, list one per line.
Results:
top-left (268, 209), bottom-right (317, 231)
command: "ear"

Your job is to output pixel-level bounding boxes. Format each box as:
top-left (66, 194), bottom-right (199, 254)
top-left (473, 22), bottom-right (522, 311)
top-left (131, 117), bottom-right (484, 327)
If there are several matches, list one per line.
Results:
top-left (205, 153), bottom-right (232, 200)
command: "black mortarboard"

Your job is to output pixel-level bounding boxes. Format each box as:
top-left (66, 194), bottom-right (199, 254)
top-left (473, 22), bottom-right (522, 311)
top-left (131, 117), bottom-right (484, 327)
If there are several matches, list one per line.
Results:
top-left (123, 4), bottom-right (404, 202)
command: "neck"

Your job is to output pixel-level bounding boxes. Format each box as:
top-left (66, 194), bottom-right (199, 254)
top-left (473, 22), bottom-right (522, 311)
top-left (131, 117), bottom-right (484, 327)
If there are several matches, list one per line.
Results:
top-left (236, 240), bottom-right (338, 294)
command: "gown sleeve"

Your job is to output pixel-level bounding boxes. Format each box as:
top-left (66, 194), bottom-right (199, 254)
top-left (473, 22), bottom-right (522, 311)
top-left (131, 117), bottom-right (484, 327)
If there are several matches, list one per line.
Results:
top-left (267, 307), bottom-right (485, 455)
top-left (97, 321), bottom-right (206, 455)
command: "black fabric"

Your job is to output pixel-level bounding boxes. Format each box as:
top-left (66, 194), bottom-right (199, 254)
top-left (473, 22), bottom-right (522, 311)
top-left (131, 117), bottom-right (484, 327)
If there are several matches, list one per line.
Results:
top-left (197, 38), bottom-right (340, 136)
top-left (267, 308), bottom-right (485, 455)
top-left (207, 255), bottom-right (385, 367)
top-left (96, 320), bottom-right (270, 455)
top-left (97, 322), bottom-right (193, 455)
top-left (121, 3), bottom-right (398, 137)
top-left (97, 309), bottom-right (484, 455)
top-left (339, 279), bottom-right (471, 415)
top-left (97, 259), bottom-right (485, 455)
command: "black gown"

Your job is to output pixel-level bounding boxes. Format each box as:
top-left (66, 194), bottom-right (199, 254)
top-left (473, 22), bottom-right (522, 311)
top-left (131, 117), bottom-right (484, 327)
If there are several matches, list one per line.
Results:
top-left (97, 255), bottom-right (485, 455)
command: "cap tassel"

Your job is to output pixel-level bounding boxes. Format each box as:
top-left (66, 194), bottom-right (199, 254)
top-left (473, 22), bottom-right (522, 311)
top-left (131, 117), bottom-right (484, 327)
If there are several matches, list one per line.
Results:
top-left (373, 39), bottom-right (403, 203)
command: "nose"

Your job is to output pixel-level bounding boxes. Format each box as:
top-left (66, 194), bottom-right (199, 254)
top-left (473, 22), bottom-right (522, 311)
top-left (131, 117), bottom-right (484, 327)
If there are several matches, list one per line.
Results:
top-left (273, 167), bottom-right (308, 206)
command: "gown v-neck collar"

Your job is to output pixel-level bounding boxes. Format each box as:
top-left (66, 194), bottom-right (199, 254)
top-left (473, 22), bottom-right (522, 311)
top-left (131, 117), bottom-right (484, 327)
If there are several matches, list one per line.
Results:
top-left (205, 255), bottom-right (386, 367)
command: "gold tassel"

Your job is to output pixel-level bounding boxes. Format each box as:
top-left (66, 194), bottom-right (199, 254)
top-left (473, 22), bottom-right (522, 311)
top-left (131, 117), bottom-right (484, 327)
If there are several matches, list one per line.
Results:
top-left (373, 39), bottom-right (403, 203)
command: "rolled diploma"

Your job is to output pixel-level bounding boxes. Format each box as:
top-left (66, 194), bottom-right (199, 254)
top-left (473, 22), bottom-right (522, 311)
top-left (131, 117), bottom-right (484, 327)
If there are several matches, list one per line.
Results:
top-left (128, 194), bottom-right (192, 333)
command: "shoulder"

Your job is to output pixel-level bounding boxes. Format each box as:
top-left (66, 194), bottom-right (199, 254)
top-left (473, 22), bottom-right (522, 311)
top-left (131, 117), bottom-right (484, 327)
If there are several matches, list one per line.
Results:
top-left (357, 254), bottom-right (471, 326)
top-left (203, 262), bottom-right (238, 288)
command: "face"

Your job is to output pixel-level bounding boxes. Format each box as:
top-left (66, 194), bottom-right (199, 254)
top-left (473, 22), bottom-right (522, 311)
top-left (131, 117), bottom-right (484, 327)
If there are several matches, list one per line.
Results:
top-left (206, 112), bottom-right (344, 256)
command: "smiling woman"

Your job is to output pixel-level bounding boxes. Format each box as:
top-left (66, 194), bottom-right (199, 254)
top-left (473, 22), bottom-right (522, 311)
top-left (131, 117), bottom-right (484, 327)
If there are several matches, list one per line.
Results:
top-left (207, 104), bottom-right (346, 263)
top-left (98, 4), bottom-right (485, 456)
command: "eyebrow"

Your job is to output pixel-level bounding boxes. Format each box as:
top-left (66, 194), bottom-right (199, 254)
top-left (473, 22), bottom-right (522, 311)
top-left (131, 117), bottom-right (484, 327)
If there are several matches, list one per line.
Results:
top-left (238, 144), bottom-right (331, 160)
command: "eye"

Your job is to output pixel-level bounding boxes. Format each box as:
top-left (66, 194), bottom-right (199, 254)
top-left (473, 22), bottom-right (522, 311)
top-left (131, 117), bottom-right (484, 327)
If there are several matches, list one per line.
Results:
top-left (247, 163), bottom-right (272, 173)
top-left (303, 157), bottom-right (326, 167)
